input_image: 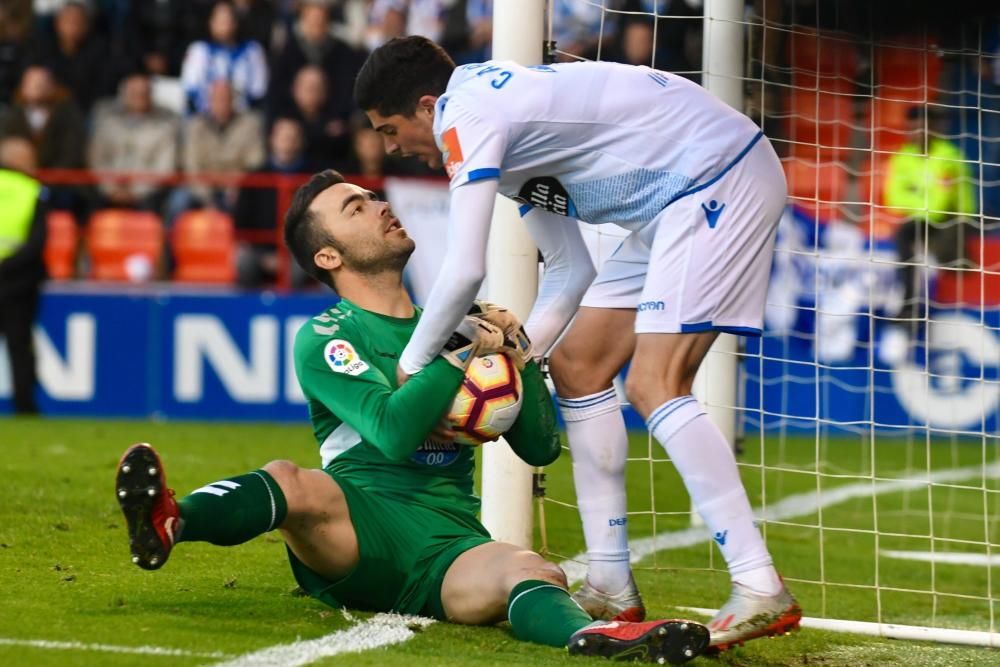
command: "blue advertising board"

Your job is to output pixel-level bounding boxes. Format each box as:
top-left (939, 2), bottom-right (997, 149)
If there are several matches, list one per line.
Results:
top-left (1, 285), bottom-right (998, 435)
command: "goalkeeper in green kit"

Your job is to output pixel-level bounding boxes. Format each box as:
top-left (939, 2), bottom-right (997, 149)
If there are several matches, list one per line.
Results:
top-left (114, 170), bottom-right (708, 663)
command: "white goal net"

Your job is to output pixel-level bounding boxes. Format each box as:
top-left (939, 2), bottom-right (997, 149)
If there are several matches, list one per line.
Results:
top-left (529, 0), bottom-right (1000, 646)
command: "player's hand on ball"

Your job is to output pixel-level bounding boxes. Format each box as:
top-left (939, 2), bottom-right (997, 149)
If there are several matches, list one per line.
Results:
top-left (430, 413), bottom-right (457, 443)
top-left (468, 300), bottom-right (533, 370)
top-left (439, 315), bottom-right (508, 371)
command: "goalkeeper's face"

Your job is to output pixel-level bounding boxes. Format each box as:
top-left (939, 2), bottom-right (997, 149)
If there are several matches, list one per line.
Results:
top-left (366, 97), bottom-right (441, 168)
top-left (310, 182), bottom-right (415, 279)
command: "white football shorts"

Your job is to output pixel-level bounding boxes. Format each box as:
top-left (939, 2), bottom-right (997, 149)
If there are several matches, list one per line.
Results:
top-left (580, 133), bottom-right (787, 336)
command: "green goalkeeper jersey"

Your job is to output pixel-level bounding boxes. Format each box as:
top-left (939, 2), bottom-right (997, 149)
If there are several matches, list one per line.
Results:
top-left (293, 297), bottom-right (559, 519)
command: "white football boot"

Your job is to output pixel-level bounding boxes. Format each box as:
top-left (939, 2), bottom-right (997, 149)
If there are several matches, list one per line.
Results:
top-left (572, 573), bottom-right (647, 622)
top-left (706, 581), bottom-right (801, 652)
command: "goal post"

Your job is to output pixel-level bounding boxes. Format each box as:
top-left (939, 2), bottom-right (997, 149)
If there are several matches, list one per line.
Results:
top-left (479, 0), bottom-right (545, 548)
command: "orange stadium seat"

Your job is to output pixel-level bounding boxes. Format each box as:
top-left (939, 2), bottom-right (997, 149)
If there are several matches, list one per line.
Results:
top-left (865, 96), bottom-right (914, 155)
top-left (171, 210), bottom-right (236, 284)
top-left (874, 40), bottom-right (942, 103)
top-left (86, 209), bottom-right (164, 281)
top-left (44, 210), bottom-right (78, 280)
top-left (783, 157), bottom-right (850, 223)
top-left (787, 28), bottom-right (860, 91)
top-left (785, 87), bottom-right (857, 160)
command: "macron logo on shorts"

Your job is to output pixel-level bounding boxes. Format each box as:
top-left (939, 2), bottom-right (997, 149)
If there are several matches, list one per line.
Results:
top-left (702, 199), bottom-right (726, 228)
top-left (637, 301), bottom-right (665, 312)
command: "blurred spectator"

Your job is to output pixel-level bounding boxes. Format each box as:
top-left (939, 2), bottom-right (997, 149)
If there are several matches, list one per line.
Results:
top-left (605, 0), bottom-right (704, 74)
top-left (284, 65), bottom-right (351, 168)
top-left (884, 106), bottom-right (977, 223)
top-left (121, 0), bottom-right (189, 76)
top-left (88, 73), bottom-right (180, 211)
top-left (0, 65), bottom-right (85, 170)
top-left (606, 17), bottom-right (658, 66)
top-left (0, 136), bottom-right (47, 414)
top-left (0, 1), bottom-right (33, 108)
top-left (27, 0), bottom-right (116, 113)
top-left (231, 0), bottom-right (276, 51)
top-left (551, 0), bottom-right (620, 60)
top-left (366, 0), bottom-right (452, 51)
top-left (882, 107), bottom-right (981, 363)
top-left (267, 1), bottom-right (363, 123)
top-left (339, 115), bottom-right (389, 180)
top-left (169, 79), bottom-right (265, 220)
top-left (233, 117), bottom-right (312, 287)
top-left (180, 0), bottom-right (269, 114)
top-left (329, 0), bottom-right (370, 49)
top-left (453, 0), bottom-right (491, 64)
top-left (351, 124), bottom-right (388, 179)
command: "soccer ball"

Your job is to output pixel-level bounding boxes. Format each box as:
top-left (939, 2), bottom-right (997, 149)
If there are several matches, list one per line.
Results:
top-left (448, 353), bottom-right (523, 446)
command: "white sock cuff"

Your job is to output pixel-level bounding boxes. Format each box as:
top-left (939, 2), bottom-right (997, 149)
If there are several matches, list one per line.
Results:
top-left (646, 395), bottom-right (704, 445)
top-left (557, 388), bottom-right (620, 422)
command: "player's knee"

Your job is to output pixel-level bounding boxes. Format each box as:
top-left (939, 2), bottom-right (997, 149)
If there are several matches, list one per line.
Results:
top-left (549, 345), bottom-right (613, 398)
top-left (262, 459), bottom-right (301, 492)
top-left (261, 460), bottom-right (316, 516)
top-left (501, 553), bottom-right (568, 593)
top-left (624, 369), bottom-right (684, 418)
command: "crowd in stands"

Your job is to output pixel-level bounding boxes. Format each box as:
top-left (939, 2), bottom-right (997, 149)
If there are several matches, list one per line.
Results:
top-left (0, 0), bottom-right (704, 287)
top-left (0, 0), bottom-right (996, 295)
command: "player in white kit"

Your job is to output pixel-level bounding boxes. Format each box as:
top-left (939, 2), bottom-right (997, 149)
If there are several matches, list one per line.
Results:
top-left (355, 36), bottom-right (801, 651)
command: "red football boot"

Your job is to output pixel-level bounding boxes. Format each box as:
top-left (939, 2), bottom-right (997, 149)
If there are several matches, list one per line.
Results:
top-left (568, 618), bottom-right (710, 664)
top-left (116, 443), bottom-right (180, 570)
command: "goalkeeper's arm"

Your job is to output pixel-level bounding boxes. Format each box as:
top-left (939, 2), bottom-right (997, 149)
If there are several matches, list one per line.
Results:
top-left (503, 359), bottom-right (561, 467)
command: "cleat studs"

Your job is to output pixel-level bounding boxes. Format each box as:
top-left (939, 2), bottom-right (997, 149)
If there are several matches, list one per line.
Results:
top-left (117, 488), bottom-right (127, 499)
top-left (121, 464), bottom-right (131, 474)
top-left (131, 555), bottom-right (140, 564)
top-left (658, 626), bottom-right (667, 637)
top-left (147, 487), bottom-right (157, 497)
top-left (577, 638), bottom-right (586, 648)
top-left (680, 623), bottom-right (688, 631)
top-left (684, 648), bottom-right (694, 658)
top-left (147, 466), bottom-right (157, 477)
top-left (658, 658), bottom-right (666, 665)
top-left (149, 556), bottom-right (159, 566)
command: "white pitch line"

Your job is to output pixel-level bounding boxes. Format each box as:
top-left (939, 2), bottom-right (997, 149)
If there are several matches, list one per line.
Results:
top-left (560, 461), bottom-right (1000, 585)
top-left (678, 606), bottom-right (1000, 648)
top-left (211, 613), bottom-right (436, 667)
top-left (0, 637), bottom-right (229, 659)
top-left (881, 549), bottom-right (1000, 566)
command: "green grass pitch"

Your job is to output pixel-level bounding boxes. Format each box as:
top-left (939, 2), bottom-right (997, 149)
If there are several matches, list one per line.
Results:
top-left (1, 417), bottom-right (998, 666)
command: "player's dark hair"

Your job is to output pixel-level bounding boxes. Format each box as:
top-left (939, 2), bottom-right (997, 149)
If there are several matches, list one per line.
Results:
top-left (354, 36), bottom-right (456, 117)
top-left (283, 169), bottom-right (346, 289)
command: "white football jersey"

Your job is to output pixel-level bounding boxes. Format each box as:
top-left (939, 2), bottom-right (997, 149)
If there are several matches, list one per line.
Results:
top-left (433, 59), bottom-right (763, 231)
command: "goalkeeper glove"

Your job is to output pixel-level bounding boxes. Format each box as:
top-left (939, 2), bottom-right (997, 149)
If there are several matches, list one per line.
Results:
top-left (440, 315), bottom-right (508, 371)
top-left (467, 300), bottom-right (534, 370)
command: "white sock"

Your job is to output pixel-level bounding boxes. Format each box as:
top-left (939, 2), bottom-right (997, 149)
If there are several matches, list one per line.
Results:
top-left (558, 387), bottom-right (632, 594)
top-left (648, 395), bottom-right (782, 595)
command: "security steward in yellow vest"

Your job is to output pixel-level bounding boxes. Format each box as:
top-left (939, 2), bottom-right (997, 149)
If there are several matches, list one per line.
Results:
top-left (0, 137), bottom-right (47, 414)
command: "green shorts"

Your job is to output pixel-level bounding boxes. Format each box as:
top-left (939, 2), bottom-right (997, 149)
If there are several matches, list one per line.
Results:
top-left (286, 470), bottom-right (492, 620)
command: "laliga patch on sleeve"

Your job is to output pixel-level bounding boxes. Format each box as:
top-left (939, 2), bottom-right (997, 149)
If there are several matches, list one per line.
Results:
top-left (442, 126), bottom-right (464, 178)
top-left (323, 339), bottom-right (370, 376)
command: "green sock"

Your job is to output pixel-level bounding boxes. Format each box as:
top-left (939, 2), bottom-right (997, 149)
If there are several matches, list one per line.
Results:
top-left (507, 579), bottom-right (594, 648)
top-left (177, 470), bottom-right (288, 546)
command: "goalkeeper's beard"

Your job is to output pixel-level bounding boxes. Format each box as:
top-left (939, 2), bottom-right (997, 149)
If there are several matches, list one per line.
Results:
top-left (340, 239), bottom-right (415, 278)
